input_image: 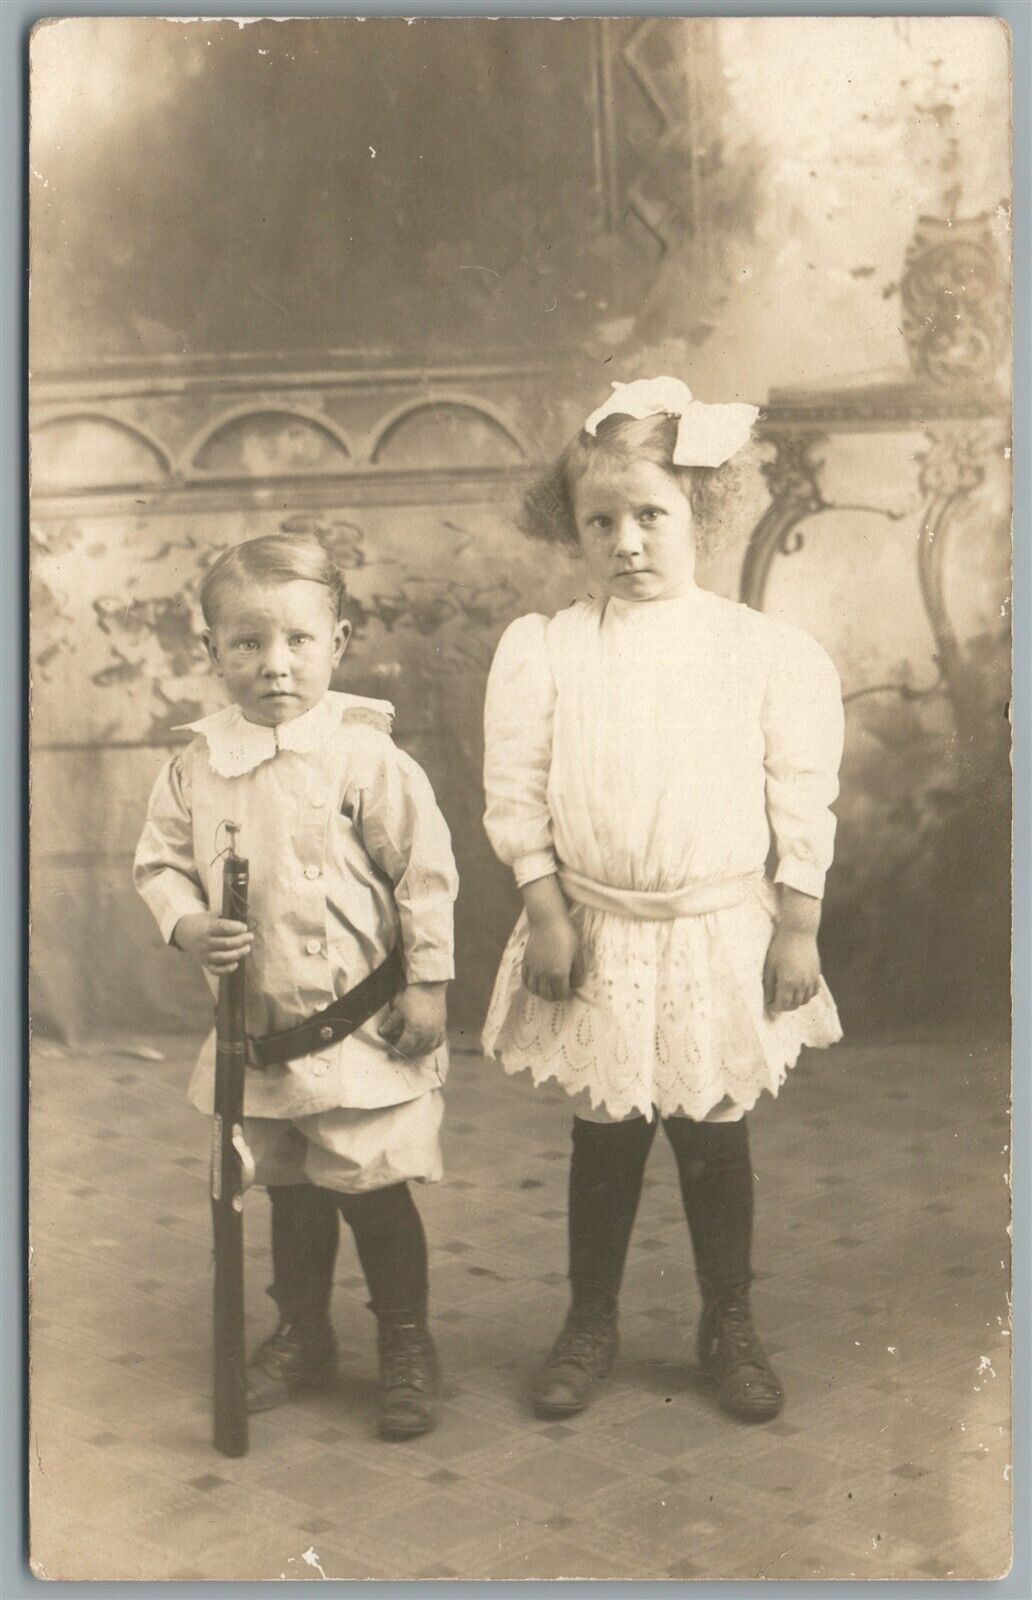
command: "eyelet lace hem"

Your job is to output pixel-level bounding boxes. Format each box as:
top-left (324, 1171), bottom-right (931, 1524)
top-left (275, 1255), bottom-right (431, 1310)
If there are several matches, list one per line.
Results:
top-left (482, 893), bottom-right (842, 1122)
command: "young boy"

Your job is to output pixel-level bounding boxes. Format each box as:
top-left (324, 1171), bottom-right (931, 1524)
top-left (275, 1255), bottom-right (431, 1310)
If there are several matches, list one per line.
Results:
top-left (134, 532), bottom-right (458, 1440)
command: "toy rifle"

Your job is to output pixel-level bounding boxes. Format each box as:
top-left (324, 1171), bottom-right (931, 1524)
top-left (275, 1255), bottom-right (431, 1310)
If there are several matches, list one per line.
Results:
top-left (211, 823), bottom-right (254, 1457)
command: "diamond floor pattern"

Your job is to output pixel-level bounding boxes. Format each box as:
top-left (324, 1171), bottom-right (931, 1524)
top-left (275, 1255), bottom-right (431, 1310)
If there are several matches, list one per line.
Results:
top-left (29, 1031), bottom-right (1011, 1580)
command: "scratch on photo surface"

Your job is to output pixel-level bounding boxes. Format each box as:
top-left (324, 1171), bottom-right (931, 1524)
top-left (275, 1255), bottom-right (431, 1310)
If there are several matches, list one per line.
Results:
top-left (302, 1547), bottom-right (329, 1579)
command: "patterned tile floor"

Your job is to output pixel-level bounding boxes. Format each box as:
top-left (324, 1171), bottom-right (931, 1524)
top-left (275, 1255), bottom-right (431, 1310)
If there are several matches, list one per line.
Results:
top-left (29, 1031), bottom-right (1011, 1581)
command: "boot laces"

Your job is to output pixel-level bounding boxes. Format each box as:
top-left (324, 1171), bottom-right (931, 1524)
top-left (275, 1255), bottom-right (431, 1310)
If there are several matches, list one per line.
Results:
top-left (717, 1298), bottom-right (766, 1370)
top-left (253, 1317), bottom-right (333, 1372)
top-left (379, 1323), bottom-right (435, 1393)
top-left (253, 1325), bottom-right (304, 1374)
top-left (547, 1308), bottom-right (616, 1376)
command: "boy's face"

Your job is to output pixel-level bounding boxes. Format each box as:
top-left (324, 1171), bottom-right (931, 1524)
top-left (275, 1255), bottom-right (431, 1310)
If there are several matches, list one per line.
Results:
top-left (572, 458), bottom-right (696, 602)
top-left (205, 579), bottom-right (350, 726)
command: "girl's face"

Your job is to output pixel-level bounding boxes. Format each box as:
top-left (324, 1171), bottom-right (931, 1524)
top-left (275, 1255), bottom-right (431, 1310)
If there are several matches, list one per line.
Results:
top-left (205, 578), bottom-right (350, 726)
top-left (571, 458), bottom-right (696, 602)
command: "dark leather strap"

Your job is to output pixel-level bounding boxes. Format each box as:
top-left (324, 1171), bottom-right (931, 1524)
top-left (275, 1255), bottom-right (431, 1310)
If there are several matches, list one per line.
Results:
top-left (248, 946), bottom-right (406, 1070)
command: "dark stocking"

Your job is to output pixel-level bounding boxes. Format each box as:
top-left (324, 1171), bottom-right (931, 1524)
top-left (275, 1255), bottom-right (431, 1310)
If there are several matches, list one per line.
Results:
top-left (568, 1115), bottom-right (658, 1308)
top-left (335, 1183), bottom-right (429, 1321)
top-left (662, 1116), bottom-right (754, 1294)
top-left (663, 1116), bottom-right (783, 1419)
top-left (267, 1183), bottom-right (340, 1331)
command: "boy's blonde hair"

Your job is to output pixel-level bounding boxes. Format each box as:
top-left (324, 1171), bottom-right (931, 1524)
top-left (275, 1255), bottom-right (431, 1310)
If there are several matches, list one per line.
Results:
top-left (522, 412), bottom-right (739, 547)
top-left (200, 532), bottom-right (348, 627)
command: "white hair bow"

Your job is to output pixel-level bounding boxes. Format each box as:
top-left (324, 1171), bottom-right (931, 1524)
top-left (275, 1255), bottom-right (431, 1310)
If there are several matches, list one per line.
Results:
top-left (583, 377), bottom-right (758, 469)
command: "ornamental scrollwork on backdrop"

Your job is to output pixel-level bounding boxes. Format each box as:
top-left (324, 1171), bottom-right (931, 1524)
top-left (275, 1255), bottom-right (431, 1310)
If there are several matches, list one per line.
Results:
top-left (900, 214), bottom-right (1009, 387)
top-left (739, 435), bottom-right (826, 610)
top-left (758, 435), bottom-right (826, 511)
top-left (916, 422), bottom-right (1005, 500)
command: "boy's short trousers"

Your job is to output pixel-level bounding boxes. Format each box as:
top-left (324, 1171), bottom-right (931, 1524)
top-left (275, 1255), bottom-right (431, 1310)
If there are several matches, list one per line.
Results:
top-left (243, 1090), bottom-right (445, 1195)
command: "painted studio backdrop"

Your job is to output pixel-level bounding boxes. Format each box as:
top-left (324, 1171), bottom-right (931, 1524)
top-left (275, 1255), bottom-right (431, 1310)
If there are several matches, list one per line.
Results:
top-left (29, 16), bottom-right (1011, 1050)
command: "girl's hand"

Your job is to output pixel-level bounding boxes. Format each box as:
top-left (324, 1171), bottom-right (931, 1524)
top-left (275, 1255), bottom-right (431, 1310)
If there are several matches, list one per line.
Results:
top-left (522, 913), bottom-right (582, 1002)
top-left (518, 873), bottom-right (582, 1001)
top-left (173, 912), bottom-right (254, 975)
top-left (763, 926), bottom-right (822, 1014)
top-left (378, 981), bottom-right (447, 1061)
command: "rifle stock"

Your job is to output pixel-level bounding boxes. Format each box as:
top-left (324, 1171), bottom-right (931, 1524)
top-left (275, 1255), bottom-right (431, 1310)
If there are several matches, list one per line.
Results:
top-left (211, 835), bottom-right (250, 1457)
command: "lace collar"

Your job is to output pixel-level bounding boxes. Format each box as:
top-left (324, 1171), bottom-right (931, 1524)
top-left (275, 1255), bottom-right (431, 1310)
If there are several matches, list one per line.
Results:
top-left (178, 691), bottom-right (395, 778)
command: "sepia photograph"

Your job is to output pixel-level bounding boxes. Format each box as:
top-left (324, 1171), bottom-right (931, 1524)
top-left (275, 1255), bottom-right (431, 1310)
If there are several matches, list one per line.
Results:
top-left (27, 13), bottom-right (1013, 1583)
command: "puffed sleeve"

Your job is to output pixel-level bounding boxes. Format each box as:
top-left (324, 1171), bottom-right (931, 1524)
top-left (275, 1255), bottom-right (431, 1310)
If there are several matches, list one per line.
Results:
top-left (483, 613), bottom-right (558, 888)
top-left (761, 622), bottom-right (844, 900)
top-left (344, 733), bottom-right (459, 984)
top-left (133, 750), bottom-right (209, 943)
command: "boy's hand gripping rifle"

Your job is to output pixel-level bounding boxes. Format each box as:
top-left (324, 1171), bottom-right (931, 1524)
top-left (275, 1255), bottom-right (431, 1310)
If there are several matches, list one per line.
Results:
top-left (211, 823), bottom-right (255, 1457)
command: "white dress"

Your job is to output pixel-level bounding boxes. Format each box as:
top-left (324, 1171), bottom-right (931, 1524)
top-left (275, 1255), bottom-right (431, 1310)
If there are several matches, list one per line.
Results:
top-left (481, 586), bottom-right (844, 1122)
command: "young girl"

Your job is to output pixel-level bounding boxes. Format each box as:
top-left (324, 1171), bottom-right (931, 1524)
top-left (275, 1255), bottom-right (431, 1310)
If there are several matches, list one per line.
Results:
top-left (482, 378), bottom-right (844, 1423)
top-left (134, 532), bottom-right (458, 1441)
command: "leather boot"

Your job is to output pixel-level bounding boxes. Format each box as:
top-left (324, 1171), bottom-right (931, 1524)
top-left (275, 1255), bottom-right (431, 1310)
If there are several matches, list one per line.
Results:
top-left (247, 1184), bottom-right (340, 1412)
top-left (663, 1118), bottom-right (780, 1419)
top-left (376, 1313), bottom-right (440, 1441)
top-left (531, 1294), bottom-right (619, 1419)
top-left (246, 1317), bottom-right (338, 1413)
top-left (697, 1279), bottom-right (783, 1422)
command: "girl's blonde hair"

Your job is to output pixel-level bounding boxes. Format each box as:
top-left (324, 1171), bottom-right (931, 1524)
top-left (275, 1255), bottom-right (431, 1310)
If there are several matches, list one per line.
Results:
top-left (199, 532), bottom-right (348, 626)
top-left (522, 412), bottom-right (739, 546)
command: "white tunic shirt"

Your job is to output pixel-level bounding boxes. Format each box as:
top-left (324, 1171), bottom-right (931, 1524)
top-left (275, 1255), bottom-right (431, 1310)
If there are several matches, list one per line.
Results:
top-left (481, 587), bottom-right (844, 1121)
top-left (134, 691), bottom-right (458, 1119)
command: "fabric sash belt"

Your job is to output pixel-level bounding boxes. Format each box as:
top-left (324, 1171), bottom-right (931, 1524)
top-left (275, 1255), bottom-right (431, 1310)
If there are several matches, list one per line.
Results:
top-left (247, 945), bottom-right (406, 1070)
top-left (558, 867), bottom-right (765, 921)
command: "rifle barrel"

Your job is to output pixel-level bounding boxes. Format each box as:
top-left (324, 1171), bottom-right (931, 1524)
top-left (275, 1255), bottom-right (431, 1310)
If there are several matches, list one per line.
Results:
top-left (212, 849), bottom-right (249, 1457)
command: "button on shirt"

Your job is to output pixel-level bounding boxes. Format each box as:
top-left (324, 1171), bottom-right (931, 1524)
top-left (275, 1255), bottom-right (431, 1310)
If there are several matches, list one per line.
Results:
top-left (134, 692), bottom-right (459, 1119)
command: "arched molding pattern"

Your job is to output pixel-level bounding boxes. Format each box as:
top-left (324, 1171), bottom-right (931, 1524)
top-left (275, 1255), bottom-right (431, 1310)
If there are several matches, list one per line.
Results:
top-left (369, 396), bottom-right (528, 467)
top-left (190, 406), bottom-right (353, 477)
top-left (31, 411), bottom-right (173, 493)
